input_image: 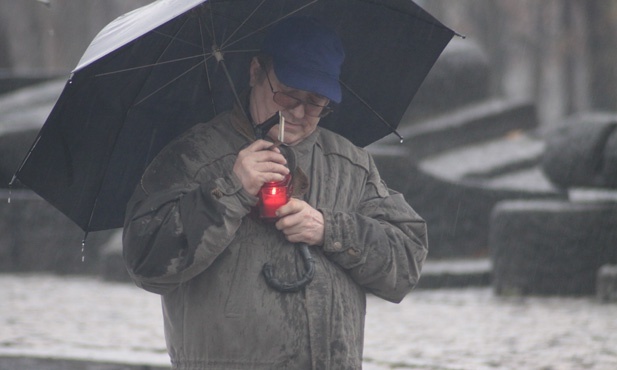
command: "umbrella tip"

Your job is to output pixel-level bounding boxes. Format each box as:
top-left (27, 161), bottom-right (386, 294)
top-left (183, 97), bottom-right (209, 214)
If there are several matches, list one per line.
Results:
top-left (393, 131), bottom-right (404, 144)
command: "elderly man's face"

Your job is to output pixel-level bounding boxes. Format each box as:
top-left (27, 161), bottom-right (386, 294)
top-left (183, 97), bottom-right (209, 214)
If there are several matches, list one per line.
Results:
top-left (249, 58), bottom-right (327, 146)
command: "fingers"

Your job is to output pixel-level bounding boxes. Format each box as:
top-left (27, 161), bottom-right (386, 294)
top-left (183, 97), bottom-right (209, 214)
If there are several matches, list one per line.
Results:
top-left (275, 199), bottom-right (325, 246)
top-left (274, 198), bottom-right (302, 218)
top-left (233, 140), bottom-right (289, 195)
top-left (243, 140), bottom-right (287, 165)
top-left (247, 139), bottom-right (281, 152)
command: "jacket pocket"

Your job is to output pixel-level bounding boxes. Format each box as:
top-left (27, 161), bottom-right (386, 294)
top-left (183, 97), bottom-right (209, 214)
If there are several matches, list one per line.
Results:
top-left (223, 231), bottom-right (268, 317)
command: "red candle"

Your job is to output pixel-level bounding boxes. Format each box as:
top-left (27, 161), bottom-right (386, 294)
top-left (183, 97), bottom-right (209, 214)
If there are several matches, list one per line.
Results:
top-left (259, 174), bottom-right (291, 219)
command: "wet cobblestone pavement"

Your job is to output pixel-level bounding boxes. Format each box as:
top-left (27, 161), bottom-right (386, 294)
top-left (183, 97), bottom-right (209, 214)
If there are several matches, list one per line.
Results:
top-left (1, 274), bottom-right (616, 370)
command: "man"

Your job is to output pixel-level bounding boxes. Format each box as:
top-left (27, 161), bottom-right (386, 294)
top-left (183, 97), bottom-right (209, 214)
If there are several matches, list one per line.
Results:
top-left (123, 16), bottom-right (428, 370)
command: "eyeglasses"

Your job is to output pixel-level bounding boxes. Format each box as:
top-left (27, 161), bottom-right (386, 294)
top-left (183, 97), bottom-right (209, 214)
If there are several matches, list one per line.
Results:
top-left (263, 67), bottom-right (333, 118)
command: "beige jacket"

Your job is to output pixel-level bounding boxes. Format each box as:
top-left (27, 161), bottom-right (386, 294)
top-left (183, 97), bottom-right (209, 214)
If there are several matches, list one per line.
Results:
top-left (123, 104), bottom-right (428, 369)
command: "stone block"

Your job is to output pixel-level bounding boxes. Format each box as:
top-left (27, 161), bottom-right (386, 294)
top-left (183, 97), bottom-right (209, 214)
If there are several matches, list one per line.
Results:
top-left (541, 112), bottom-right (617, 189)
top-left (367, 144), bottom-right (415, 194)
top-left (596, 264), bottom-right (617, 303)
top-left (378, 98), bottom-right (539, 160)
top-left (0, 128), bottom-right (39, 188)
top-left (0, 79), bottom-right (64, 188)
top-left (402, 38), bottom-right (491, 124)
top-left (406, 167), bottom-right (562, 258)
top-left (417, 258), bottom-right (491, 289)
top-left (99, 229), bottom-right (132, 283)
top-left (0, 70), bottom-right (63, 95)
top-left (406, 134), bottom-right (564, 258)
top-left (490, 200), bottom-right (617, 296)
top-left (0, 189), bottom-right (116, 274)
top-left (0, 79), bottom-right (62, 134)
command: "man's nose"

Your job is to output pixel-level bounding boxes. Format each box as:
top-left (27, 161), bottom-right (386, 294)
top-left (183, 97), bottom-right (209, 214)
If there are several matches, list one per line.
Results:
top-left (287, 102), bottom-right (306, 119)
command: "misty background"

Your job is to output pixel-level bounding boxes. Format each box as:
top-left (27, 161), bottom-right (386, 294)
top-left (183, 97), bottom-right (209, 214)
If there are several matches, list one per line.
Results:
top-left (1, 2), bottom-right (616, 369)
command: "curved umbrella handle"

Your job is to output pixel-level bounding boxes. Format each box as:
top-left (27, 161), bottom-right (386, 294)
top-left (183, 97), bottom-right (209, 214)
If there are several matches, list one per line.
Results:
top-left (262, 243), bottom-right (315, 293)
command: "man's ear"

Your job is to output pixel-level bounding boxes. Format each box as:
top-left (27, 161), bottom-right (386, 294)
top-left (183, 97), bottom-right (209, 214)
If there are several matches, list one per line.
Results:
top-left (249, 57), bottom-right (260, 87)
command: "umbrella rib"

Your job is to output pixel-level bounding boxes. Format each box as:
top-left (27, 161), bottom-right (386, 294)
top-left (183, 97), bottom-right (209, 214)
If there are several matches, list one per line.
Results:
top-left (150, 29), bottom-right (203, 49)
top-left (133, 59), bottom-right (207, 106)
top-left (222, 0), bottom-right (319, 50)
top-left (199, 3), bottom-right (252, 121)
top-left (220, 0), bottom-right (267, 48)
top-left (94, 14), bottom-right (216, 78)
top-left (219, 58), bottom-right (248, 121)
top-left (198, 11), bottom-right (220, 117)
top-left (339, 80), bottom-right (404, 143)
top-left (82, 15), bottom-right (201, 231)
top-left (206, 0), bottom-right (217, 47)
top-left (93, 54), bottom-right (211, 77)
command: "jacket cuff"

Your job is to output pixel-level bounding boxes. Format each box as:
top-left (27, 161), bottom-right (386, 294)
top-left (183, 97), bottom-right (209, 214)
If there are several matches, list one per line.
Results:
top-left (320, 209), bottom-right (366, 268)
top-left (204, 173), bottom-right (259, 215)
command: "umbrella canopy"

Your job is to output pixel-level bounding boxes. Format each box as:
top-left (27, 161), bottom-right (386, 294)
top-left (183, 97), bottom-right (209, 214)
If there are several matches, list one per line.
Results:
top-left (13, 0), bottom-right (455, 232)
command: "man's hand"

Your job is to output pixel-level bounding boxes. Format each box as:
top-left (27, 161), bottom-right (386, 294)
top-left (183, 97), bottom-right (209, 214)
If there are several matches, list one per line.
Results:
top-left (233, 140), bottom-right (289, 196)
top-left (275, 198), bottom-right (325, 246)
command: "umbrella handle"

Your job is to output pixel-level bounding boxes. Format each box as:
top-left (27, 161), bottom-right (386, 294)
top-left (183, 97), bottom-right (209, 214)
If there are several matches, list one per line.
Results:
top-left (262, 243), bottom-right (315, 293)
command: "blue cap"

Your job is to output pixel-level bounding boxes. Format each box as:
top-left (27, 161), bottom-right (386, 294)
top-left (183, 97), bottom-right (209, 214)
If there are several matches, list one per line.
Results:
top-left (261, 16), bottom-right (345, 103)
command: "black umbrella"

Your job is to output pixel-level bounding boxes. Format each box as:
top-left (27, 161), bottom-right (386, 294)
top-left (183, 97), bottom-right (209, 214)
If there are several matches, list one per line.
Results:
top-left (12, 0), bottom-right (455, 234)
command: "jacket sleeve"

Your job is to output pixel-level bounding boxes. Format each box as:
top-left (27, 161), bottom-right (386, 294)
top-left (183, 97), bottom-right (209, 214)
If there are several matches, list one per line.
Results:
top-left (122, 168), bottom-right (258, 295)
top-left (319, 157), bottom-right (428, 303)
